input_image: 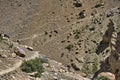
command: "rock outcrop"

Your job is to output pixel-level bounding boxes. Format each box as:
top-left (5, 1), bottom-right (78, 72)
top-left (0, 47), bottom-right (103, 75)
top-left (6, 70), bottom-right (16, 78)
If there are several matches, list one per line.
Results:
top-left (94, 19), bottom-right (120, 80)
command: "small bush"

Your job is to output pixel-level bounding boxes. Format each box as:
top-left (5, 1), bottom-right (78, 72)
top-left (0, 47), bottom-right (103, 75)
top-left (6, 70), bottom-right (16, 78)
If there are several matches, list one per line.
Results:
top-left (73, 30), bottom-right (81, 39)
top-left (65, 44), bottom-right (74, 51)
top-left (82, 56), bottom-right (91, 76)
top-left (21, 58), bottom-right (44, 77)
top-left (95, 0), bottom-right (104, 8)
top-left (92, 57), bottom-right (98, 73)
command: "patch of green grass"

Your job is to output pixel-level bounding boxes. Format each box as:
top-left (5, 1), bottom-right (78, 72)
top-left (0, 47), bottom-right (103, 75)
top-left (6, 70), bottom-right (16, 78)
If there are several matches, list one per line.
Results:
top-left (21, 58), bottom-right (45, 78)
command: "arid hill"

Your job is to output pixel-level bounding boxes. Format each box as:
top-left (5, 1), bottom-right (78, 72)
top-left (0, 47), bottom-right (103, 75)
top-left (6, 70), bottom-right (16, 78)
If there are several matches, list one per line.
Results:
top-left (0, 0), bottom-right (120, 80)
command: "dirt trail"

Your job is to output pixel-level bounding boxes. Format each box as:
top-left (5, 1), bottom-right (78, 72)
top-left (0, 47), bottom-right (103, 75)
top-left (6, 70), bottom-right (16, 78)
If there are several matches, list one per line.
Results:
top-left (18, 6), bottom-right (119, 43)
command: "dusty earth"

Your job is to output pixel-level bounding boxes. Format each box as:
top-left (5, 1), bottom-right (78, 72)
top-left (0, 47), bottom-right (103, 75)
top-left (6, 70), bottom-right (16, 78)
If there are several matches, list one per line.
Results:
top-left (0, 0), bottom-right (120, 79)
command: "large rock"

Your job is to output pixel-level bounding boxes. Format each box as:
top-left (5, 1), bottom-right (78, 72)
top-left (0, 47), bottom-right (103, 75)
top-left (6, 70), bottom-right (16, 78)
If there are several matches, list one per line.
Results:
top-left (14, 47), bottom-right (26, 57)
top-left (11, 53), bottom-right (16, 58)
top-left (98, 72), bottom-right (115, 80)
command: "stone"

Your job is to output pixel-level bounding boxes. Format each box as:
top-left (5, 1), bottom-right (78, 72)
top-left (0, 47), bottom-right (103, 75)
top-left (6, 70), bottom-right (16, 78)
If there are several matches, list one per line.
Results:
top-left (43, 63), bottom-right (50, 67)
top-left (28, 72), bottom-right (37, 76)
top-left (94, 18), bottom-right (102, 24)
top-left (11, 53), bottom-right (16, 58)
top-left (35, 78), bottom-right (41, 80)
top-left (98, 72), bottom-right (115, 80)
top-left (107, 11), bottom-right (114, 17)
top-left (14, 47), bottom-right (26, 57)
top-left (60, 79), bottom-right (66, 80)
top-left (112, 32), bottom-right (117, 38)
top-left (25, 45), bottom-right (33, 51)
top-left (80, 73), bottom-right (87, 77)
top-left (0, 54), bottom-right (7, 58)
top-left (59, 69), bottom-right (65, 73)
top-left (53, 76), bottom-right (58, 80)
top-left (0, 33), bottom-right (10, 41)
top-left (41, 56), bottom-right (49, 63)
top-left (0, 60), bottom-right (2, 63)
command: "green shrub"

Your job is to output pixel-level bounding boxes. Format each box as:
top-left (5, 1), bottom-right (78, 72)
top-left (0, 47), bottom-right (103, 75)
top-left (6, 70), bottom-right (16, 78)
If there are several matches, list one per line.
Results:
top-left (92, 57), bottom-right (98, 73)
top-left (82, 56), bottom-right (91, 76)
top-left (21, 58), bottom-right (44, 77)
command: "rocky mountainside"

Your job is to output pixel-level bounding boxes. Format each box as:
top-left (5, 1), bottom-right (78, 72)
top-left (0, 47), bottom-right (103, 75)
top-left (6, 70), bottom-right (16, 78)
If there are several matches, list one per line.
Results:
top-left (0, 34), bottom-right (90, 80)
top-left (0, 0), bottom-right (120, 80)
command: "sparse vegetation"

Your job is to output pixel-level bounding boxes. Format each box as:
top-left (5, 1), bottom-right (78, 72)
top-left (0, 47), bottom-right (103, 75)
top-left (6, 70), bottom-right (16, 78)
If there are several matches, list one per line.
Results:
top-left (82, 56), bottom-right (91, 76)
top-left (73, 30), bottom-right (81, 39)
top-left (95, 0), bottom-right (104, 8)
top-left (96, 76), bottom-right (109, 80)
top-left (82, 56), bottom-right (98, 77)
top-left (65, 44), bottom-right (74, 51)
top-left (92, 57), bottom-right (98, 73)
top-left (0, 35), bottom-right (14, 48)
top-left (116, 25), bottom-right (120, 33)
top-left (21, 58), bottom-right (45, 78)
top-left (44, 31), bottom-right (48, 35)
top-left (0, 36), bottom-right (3, 42)
top-left (89, 27), bottom-right (95, 31)
top-left (71, 63), bottom-right (80, 71)
top-left (67, 36), bottom-right (70, 39)
top-left (61, 53), bottom-right (64, 57)
top-left (79, 10), bottom-right (86, 19)
top-left (8, 43), bottom-right (14, 48)
top-left (73, 1), bottom-right (82, 7)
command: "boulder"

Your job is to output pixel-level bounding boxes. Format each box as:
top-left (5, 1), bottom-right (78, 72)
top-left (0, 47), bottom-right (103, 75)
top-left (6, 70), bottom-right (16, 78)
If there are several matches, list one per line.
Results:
top-left (24, 45), bottom-right (33, 51)
top-left (14, 47), bottom-right (26, 57)
top-left (11, 53), bottom-right (16, 58)
top-left (98, 72), bottom-right (115, 80)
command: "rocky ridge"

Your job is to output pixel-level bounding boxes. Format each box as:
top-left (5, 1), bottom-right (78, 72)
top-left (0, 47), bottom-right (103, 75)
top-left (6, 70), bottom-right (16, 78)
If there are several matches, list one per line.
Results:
top-left (0, 35), bottom-right (90, 80)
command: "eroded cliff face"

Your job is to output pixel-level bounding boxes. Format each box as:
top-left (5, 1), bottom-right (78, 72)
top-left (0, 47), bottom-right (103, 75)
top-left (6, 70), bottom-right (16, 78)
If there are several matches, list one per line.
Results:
top-left (93, 19), bottom-right (120, 80)
top-left (107, 32), bottom-right (120, 80)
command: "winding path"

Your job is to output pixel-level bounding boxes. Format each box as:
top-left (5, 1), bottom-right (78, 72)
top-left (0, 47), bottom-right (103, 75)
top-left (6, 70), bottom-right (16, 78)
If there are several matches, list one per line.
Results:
top-left (18, 7), bottom-right (119, 44)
